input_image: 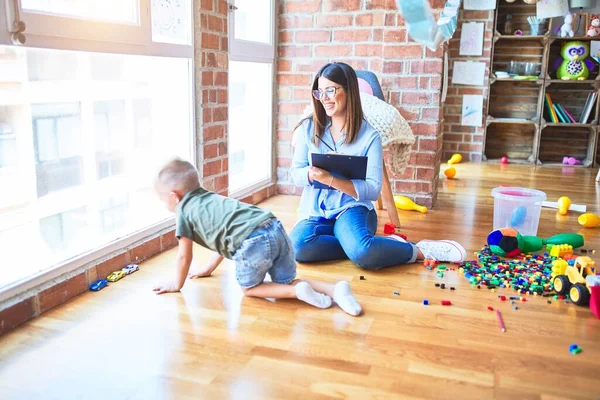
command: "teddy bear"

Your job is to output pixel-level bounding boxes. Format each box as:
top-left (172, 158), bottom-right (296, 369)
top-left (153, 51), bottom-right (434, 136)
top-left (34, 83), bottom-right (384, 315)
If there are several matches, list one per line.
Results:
top-left (587, 14), bottom-right (600, 37)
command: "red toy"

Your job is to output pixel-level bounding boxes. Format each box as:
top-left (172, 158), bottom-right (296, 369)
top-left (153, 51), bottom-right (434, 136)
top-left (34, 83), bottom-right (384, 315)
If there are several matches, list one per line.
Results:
top-left (441, 300), bottom-right (452, 306)
top-left (501, 156), bottom-right (509, 164)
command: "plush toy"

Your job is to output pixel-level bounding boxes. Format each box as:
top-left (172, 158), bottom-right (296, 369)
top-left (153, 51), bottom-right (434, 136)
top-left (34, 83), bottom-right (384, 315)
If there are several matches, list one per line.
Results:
top-left (560, 13), bottom-right (574, 38)
top-left (587, 14), bottom-right (600, 37)
top-left (557, 41), bottom-right (592, 80)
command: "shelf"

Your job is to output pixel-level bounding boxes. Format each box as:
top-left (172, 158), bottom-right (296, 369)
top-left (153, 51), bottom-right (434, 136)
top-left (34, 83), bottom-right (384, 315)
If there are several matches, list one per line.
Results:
top-left (549, 36), bottom-right (596, 41)
top-left (495, 34), bottom-right (546, 40)
top-left (546, 79), bottom-right (598, 85)
top-left (492, 77), bottom-right (542, 84)
top-left (543, 123), bottom-right (594, 127)
top-left (487, 117), bottom-right (537, 124)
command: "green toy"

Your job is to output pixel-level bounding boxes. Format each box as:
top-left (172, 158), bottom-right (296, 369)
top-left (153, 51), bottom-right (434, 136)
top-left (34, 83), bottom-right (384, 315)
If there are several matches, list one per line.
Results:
top-left (487, 228), bottom-right (584, 257)
top-left (556, 41), bottom-right (591, 80)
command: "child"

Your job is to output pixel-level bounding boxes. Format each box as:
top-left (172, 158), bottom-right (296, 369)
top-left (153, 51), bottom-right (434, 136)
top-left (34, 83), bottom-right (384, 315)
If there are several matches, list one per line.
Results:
top-left (152, 158), bottom-right (362, 316)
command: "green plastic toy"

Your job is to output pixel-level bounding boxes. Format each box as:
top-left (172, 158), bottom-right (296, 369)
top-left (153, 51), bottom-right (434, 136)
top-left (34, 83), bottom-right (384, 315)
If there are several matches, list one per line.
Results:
top-left (487, 228), bottom-right (584, 257)
top-left (556, 41), bottom-right (591, 81)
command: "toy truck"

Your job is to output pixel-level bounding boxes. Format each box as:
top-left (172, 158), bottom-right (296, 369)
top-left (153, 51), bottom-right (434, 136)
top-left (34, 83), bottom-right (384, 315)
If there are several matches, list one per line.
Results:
top-left (553, 256), bottom-right (597, 306)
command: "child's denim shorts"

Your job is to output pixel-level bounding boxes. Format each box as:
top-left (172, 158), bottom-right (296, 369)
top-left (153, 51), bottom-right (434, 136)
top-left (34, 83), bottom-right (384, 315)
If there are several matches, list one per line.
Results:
top-left (232, 218), bottom-right (297, 289)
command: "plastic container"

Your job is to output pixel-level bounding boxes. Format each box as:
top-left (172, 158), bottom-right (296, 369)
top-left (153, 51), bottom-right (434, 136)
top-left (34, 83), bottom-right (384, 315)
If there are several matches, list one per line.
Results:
top-left (491, 187), bottom-right (547, 236)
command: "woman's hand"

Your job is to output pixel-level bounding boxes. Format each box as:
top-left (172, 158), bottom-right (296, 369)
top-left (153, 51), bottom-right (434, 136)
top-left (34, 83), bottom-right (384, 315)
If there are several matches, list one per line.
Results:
top-left (309, 166), bottom-right (333, 185)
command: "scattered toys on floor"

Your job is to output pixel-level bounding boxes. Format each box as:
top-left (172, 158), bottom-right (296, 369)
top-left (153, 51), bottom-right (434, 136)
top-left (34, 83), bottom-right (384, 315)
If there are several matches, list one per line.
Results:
top-left (89, 264), bottom-right (140, 292)
top-left (441, 300), bottom-right (452, 306)
top-left (578, 213), bottom-right (600, 228)
top-left (394, 291), bottom-right (399, 295)
top-left (89, 279), bottom-right (108, 291)
top-left (569, 344), bottom-right (582, 355)
top-left (423, 299), bottom-right (429, 305)
top-left (393, 195), bottom-right (428, 213)
top-left (360, 276), bottom-right (366, 280)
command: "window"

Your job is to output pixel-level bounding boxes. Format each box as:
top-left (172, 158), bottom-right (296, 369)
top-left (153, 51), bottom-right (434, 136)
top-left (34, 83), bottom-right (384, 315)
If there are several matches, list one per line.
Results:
top-left (0, 1), bottom-right (193, 295)
top-left (228, 0), bottom-right (275, 195)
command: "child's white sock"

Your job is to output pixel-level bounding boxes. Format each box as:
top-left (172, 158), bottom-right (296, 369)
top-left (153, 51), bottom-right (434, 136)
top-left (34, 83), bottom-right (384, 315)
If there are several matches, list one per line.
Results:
top-left (295, 281), bottom-right (332, 309)
top-left (333, 281), bottom-right (362, 316)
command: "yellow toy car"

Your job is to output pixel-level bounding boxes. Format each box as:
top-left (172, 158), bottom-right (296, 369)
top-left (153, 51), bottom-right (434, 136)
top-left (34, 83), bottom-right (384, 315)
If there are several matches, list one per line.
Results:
top-left (553, 256), bottom-right (597, 306)
top-left (106, 270), bottom-right (125, 282)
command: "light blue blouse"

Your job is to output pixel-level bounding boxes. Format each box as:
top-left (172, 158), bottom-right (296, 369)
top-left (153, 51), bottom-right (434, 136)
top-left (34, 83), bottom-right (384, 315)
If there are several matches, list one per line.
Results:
top-left (290, 118), bottom-right (383, 220)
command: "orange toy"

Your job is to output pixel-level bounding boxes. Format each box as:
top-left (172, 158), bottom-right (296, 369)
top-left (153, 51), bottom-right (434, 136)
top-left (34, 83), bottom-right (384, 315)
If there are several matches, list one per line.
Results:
top-left (578, 213), bottom-right (600, 228)
top-left (444, 167), bottom-right (456, 179)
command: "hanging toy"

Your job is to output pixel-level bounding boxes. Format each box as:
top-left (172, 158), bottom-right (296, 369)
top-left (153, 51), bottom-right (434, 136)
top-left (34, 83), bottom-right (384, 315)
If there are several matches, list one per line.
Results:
top-left (556, 41), bottom-right (593, 80)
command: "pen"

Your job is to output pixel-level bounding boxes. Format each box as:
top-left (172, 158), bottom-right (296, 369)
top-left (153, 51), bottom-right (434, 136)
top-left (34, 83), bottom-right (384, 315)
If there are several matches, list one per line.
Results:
top-left (496, 309), bottom-right (506, 333)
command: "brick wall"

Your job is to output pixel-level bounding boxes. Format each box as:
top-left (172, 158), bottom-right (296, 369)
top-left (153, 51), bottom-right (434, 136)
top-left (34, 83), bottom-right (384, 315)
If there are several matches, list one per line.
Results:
top-left (197, 0), bottom-right (230, 195)
top-left (276, 0), bottom-right (446, 208)
top-left (442, 9), bottom-right (494, 162)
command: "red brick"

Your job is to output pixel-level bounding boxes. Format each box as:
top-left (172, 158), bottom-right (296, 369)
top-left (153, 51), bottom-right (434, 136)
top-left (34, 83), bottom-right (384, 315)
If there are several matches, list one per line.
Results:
top-left (278, 130), bottom-right (294, 141)
top-left (366, 0), bottom-right (397, 9)
top-left (394, 181), bottom-right (433, 194)
top-left (279, 102), bottom-right (308, 115)
top-left (410, 60), bottom-right (443, 74)
top-left (202, 32), bottom-right (220, 50)
top-left (297, 59), bottom-right (329, 72)
top-left (214, 72), bottom-right (227, 86)
top-left (385, 13), bottom-right (396, 26)
top-left (200, 0), bottom-right (212, 11)
top-left (324, 0), bottom-right (361, 11)
top-left (384, 29), bottom-right (406, 42)
top-left (213, 106), bottom-right (228, 122)
top-left (402, 91), bottom-right (431, 105)
top-left (202, 71), bottom-right (213, 86)
top-left (207, 15), bottom-right (224, 32)
top-left (411, 152), bottom-right (436, 166)
top-left (316, 14), bottom-right (353, 27)
top-left (214, 174), bottom-right (229, 193)
top-left (285, 0), bottom-right (322, 13)
top-left (425, 46), bottom-right (444, 58)
top-left (419, 138), bottom-right (440, 151)
top-left (462, 10), bottom-right (492, 19)
top-left (458, 143), bottom-right (483, 152)
top-left (294, 88), bottom-right (312, 101)
top-left (279, 30), bottom-right (294, 44)
top-left (383, 76), bottom-right (418, 89)
top-left (278, 60), bottom-right (292, 72)
top-left (203, 160), bottom-right (222, 177)
top-left (204, 143), bottom-right (218, 159)
top-left (383, 61), bottom-right (403, 73)
top-left (277, 73), bottom-right (312, 86)
top-left (418, 77), bottom-right (429, 89)
top-left (203, 125), bottom-right (224, 141)
top-left (396, 106), bottom-right (419, 121)
top-left (384, 45), bottom-right (422, 58)
top-left (218, 142), bottom-right (227, 156)
top-left (334, 29), bottom-right (371, 42)
top-left (221, 157), bottom-right (229, 174)
top-left (416, 168), bottom-right (435, 181)
top-left (38, 273), bottom-right (87, 314)
top-left (295, 30), bottom-right (331, 43)
top-left (421, 107), bottom-right (441, 120)
top-left (280, 15), bottom-right (314, 29)
top-left (279, 45), bottom-right (311, 58)
top-left (369, 58), bottom-right (383, 73)
top-left (161, 230), bottom-right (178, 251)
top-left (410, 122), bottom-right (440, 135)
top-left (315, 45), bottom-right (352, 57)
top-left (0, 298), bottom-right (35, 336)
top-left (456, 87), bottom-right (484, 95)
top-left (355, 44), bottom-right (383, 57)
top-left (355, 13), bottom-right (385, 26)
top-left (278, 157), bottom-right (292, 167)
top-left (217, 89), bottom-right (227, 103)
top-left (96, 251), bottom-right (130, 279)
top-left (372, 29), bottom-right (383, 41)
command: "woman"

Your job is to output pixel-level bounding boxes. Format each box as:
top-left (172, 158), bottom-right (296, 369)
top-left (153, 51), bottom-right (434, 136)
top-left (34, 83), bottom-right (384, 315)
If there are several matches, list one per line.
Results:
top-left (289, 62), bottom-right (466, 269)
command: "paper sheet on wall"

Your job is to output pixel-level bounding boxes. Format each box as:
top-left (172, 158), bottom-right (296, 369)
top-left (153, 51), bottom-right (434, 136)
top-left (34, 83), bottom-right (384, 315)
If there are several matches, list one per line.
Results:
top-left (459, 22), bottom-right (484, 56)
top-left (463, 0), bottom-right (496, 10)
top-left (536, 0), bottom-right (569, 19)
top-left (591, 41), bottom-right (600, 63)
top-left (462, 95), bottom-right (483, 127)
top-left (452, 61), bottom-right (486, 85)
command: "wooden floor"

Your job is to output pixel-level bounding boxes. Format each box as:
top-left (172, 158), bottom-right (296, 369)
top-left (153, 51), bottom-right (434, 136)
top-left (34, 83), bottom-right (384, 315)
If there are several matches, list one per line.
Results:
top-left (1, 164), bottom-right (599, 400)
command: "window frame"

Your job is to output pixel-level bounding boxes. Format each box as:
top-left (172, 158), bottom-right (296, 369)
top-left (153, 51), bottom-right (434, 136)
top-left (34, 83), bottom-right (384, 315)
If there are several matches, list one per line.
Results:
top-left (0, 0), bottom-right (195, 302)
top-left (227, 0), bottom-right (277, 198)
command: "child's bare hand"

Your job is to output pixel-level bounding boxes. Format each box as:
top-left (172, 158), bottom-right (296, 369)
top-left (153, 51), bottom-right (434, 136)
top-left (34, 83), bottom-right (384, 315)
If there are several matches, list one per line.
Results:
top-left (188, 266), bottom-right (213, 279)
top-left (152, 281), bottom-right (181, 295)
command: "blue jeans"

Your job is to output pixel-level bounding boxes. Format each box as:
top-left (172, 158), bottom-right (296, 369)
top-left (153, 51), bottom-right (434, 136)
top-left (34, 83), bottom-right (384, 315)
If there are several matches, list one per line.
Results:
top-left (232, 219), bottom-right (296, 289)
top-left (289, 206), bottom-right (417, 270)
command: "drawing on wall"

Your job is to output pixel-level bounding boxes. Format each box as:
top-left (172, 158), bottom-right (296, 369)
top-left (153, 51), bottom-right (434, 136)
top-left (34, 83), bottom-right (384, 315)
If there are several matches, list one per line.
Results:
top-left (460, 22), bottom-right (484, 56)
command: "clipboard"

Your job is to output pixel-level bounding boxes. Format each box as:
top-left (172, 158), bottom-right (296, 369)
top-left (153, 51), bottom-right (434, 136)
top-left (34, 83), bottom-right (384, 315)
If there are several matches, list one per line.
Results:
top-left (311, 153), bottom-right (367, 189)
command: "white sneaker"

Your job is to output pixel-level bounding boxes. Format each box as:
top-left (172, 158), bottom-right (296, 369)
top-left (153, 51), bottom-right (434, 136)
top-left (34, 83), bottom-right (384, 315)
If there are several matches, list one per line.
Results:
top-left (416, 240), bottom-right (467, 263)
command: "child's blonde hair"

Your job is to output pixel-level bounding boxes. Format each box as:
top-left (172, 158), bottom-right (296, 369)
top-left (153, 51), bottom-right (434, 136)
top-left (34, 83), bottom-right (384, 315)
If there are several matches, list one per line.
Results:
top-left (156, 158), bottom-right (200, 194)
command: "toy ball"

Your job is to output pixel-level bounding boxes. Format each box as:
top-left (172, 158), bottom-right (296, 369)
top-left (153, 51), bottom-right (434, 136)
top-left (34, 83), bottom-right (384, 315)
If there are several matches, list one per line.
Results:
top-left (488, 228), bottom-right (523, 257)
top-left (510, 206), bottom-right (527, 227)
top-left (448, 153), bottom-right (462, 165)
top-left (444, 167), bottom-right (456, 179)
top-left (578, 213), bottom-right (600, 228)
top-left (501, 156), bottom-right (509, 164)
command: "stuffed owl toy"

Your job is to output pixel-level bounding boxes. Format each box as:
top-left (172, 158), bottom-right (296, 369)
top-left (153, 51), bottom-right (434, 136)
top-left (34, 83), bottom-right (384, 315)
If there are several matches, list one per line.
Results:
top-left (556, 41), bottom-right (592, 80)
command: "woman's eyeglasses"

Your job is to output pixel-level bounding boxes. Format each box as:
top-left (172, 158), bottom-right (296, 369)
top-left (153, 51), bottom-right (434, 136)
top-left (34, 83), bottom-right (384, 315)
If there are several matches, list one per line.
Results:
top-left (312, 86), bottom-right (344, 101)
